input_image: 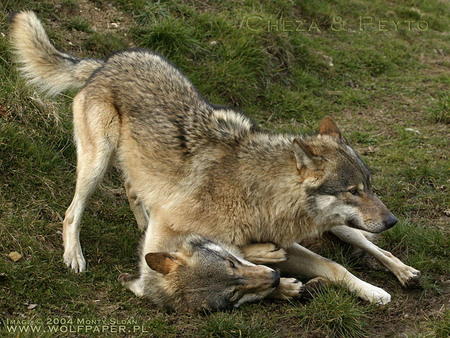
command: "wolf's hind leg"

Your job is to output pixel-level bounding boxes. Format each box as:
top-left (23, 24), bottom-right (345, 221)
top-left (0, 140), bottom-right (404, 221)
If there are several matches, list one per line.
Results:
top-left (276, 243), bottom-right (391, 304)
top-left (241, 243), bottom-right (287, 264)
top-left (330, 225), bottom-right (421, 287)
top-left (125, 180), bottom-right (149, 231)
top-left (63, 91), bottom-right (119, 272)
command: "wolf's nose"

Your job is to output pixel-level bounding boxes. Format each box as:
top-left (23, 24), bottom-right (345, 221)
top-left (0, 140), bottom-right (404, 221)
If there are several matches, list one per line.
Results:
top-left (271, 271), bottom-right (280, 288)
top-left (384, 215), bottom-right (398, 229)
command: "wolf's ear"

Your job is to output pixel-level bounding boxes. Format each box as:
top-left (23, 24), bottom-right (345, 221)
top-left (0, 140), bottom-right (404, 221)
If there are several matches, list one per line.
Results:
top-left (292, 138), bottom-right (321, 170)
top-left (318, 116), bottom-right (342, 141)
top-left (145, 252), bottom-right (179, 275)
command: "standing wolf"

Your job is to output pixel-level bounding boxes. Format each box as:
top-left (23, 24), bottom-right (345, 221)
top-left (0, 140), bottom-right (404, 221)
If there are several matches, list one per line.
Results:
top-left (10, 11), bottom-right (420, 306)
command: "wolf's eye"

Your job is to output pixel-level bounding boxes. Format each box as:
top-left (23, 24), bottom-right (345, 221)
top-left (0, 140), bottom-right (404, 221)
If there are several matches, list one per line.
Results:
top-left (228, 260), bottom-right (236, 269)
top-left (229, 289), bottom-right (238, 300)
top-left (348, 188), bottom-right (359, 196)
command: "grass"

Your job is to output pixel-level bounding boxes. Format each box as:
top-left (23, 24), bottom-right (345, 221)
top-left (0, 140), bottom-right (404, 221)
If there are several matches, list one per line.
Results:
top-left (429, 309), bottom-right (450, 337)
top-left (64, 17), bottom-right (93, 33)
top-left (0, 0), bottom-right (449, 336)
top-left (427, 93), bottom-right (450, 124)
top-left (284, 285), bottom-right (374, 337)
top-left (199, 311), bottom-right (276, 337)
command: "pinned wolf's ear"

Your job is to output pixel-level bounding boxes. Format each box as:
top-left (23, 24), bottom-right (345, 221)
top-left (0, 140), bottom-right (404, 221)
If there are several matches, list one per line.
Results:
top-left (145, 252), bottom-right (179, 275)
top-left (318, 116), bottom-right (345, 142)
top-left (292, 138), bottom-right (322, 170)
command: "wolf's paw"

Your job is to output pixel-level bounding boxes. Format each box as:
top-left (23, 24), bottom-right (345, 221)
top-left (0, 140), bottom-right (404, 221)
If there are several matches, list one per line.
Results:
top-left (63, 247), bottom-right (86, 273)
top-left (270, 278), bottom-right (304, 300)
top-left (303, 276), bottom-right (329, 300)
top-left (358, 285), bottom-right (391, 305)
top-left (241, 243), bottom-right (287, 264)
top-left (118, 273), bottom-right (143, 297)
top-left (397, 266), bottom-right (421, 288)
top-left (118, 273), bottom-right (133, 284)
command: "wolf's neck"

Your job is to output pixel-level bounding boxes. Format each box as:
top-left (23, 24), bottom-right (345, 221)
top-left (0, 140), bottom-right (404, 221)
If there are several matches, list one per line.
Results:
top-left (235, 133), bottom-right (318, 245)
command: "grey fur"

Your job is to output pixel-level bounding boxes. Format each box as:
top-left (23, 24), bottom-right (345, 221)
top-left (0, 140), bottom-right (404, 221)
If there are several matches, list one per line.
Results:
top-left (119, 235), bottom-right (283, 312)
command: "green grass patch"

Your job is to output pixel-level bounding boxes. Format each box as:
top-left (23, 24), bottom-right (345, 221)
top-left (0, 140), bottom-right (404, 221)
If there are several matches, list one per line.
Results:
top-left (427, 93), bottom-right (450, 124)
top-left (284, 285), bottom-right (373, 337)
top-left (65, 17), bottom-right (93, 33)
top-left (199, 311), bottom-right (276, 337)
top-left (82, 32), bottom-right (130, 55)
top-left (428, 309), bottom-right (450, 338)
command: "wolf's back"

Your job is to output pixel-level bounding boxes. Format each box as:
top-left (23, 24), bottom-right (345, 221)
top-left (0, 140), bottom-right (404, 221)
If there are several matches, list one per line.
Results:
top-left (10, 11), bottom-right (104, 95)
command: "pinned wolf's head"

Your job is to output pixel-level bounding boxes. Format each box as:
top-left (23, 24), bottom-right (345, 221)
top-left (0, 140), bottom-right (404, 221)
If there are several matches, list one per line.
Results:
top-left (293, 117), bottom-right (397, 234)
top-left (141, 235), bottom-right (279, 312)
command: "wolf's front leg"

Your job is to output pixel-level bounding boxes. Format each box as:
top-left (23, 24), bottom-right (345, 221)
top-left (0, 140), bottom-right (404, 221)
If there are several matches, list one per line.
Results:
top-left (330, 225), bottom-right (421, 287)
top-left (276, 243), bottom-right (391, 304)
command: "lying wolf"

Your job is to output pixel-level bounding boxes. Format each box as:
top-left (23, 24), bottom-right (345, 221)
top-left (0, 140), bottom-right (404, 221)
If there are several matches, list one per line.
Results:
top-left (10, 11), bottom-right (420, 306)
top-left (119, 234), bottom-right (308, 312)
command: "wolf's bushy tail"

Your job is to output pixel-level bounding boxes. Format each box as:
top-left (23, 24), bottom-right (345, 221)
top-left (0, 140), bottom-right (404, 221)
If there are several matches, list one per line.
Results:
top-left (10, 11), bottom-right (105, 95)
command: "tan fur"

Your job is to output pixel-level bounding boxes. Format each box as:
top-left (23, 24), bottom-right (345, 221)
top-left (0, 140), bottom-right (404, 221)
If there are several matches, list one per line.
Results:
top-left (10, 11), bottom-right (104, 95)
top-left (10, 11), bottom-right (420, 306)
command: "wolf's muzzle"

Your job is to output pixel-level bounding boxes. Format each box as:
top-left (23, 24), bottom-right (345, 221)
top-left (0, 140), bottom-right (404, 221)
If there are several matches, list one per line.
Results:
top-left (383, 214), bottom-right (398, 229)
top-left (271, 271), bottom-right (281, 288)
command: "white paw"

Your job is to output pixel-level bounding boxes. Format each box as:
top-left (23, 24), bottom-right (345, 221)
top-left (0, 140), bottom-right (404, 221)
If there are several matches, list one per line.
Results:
top-left (118, 273), bottom-right (135, 286)
top-left (397, 266), bottom-right (421, 288)
top-left (241, 243), bottom-right (287, 264)
top-left (119, 273), bottom-right (144, 297)
top-left (358, 285), bottom-right (391, 305)
top-left (271, 278), bottom-right (304, 300)
top-left (63, 247), bottom-right (86, 272)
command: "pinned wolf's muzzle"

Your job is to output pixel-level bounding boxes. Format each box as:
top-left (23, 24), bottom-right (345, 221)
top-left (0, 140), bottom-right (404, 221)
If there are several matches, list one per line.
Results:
top-left (238, 264), bottom-right (281, 291)
top-left (271, 271), bottom-right (281, 287)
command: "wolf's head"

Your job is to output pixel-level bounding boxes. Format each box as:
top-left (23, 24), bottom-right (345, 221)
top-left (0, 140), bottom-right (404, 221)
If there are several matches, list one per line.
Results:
top-left (145, 235), bottom-right (279, 312)
top-left (293, 117), bottom-right (397, 234)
